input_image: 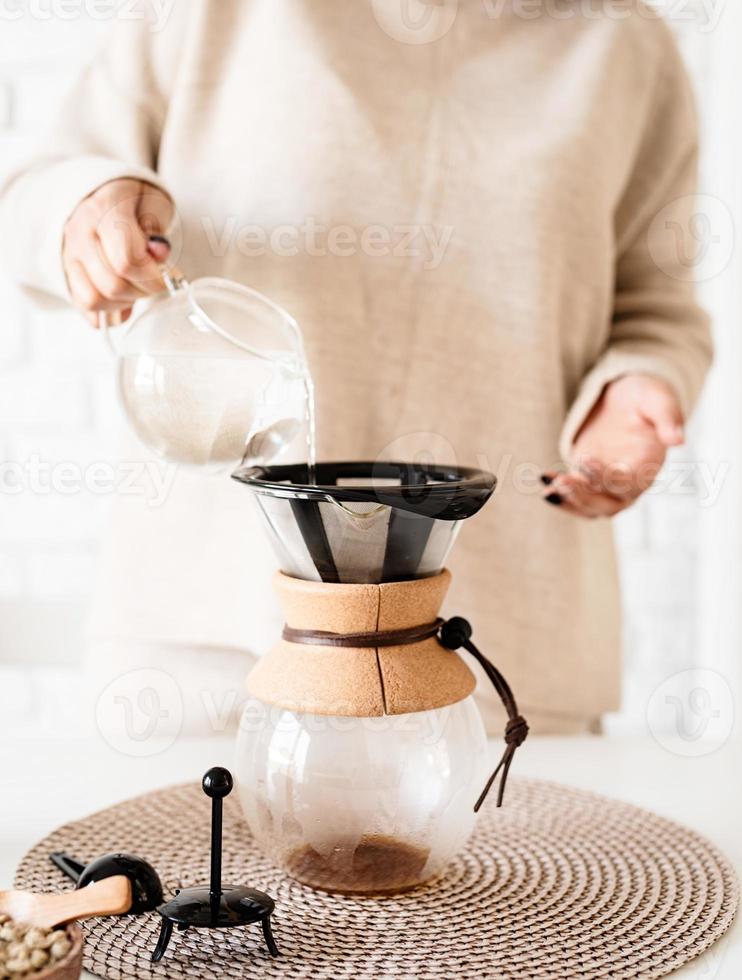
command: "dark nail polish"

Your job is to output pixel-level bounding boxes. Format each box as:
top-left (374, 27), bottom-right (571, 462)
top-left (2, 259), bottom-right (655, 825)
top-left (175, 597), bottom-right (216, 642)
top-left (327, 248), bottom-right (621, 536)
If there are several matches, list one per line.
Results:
top-left (545, 493), bottom-right (562, 506)
top-left (540, 474), bottom-right (554, 486)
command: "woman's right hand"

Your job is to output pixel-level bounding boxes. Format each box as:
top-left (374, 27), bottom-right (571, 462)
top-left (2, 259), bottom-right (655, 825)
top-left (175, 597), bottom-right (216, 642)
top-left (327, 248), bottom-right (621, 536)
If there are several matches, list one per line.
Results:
top-left (62, 178), bottom-right (174, 326)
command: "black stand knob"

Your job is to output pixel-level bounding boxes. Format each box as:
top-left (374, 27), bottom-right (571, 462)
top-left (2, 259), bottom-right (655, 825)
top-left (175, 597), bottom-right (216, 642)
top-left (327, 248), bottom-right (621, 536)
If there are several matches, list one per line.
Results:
top-left (151, 767), bottom-right (280, 963)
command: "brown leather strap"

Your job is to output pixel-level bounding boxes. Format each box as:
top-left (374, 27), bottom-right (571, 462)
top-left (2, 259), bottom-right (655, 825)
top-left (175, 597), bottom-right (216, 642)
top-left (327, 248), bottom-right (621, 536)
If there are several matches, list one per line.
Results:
top-left (281, 616), bottom-right (528, 811)
top-left (282, 620), bottom-right (443, 648)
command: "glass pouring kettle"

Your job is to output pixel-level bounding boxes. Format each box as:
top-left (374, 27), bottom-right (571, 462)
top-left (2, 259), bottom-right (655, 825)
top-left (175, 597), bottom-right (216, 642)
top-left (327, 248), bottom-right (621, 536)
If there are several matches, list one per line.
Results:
top-left (100, 239), bottom-right (312, 469)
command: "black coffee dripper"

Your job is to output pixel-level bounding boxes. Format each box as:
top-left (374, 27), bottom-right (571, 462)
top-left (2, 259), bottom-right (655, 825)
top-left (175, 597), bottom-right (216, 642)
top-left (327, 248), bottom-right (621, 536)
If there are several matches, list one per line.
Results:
top-left (233, 460), bottom-right (496, 584)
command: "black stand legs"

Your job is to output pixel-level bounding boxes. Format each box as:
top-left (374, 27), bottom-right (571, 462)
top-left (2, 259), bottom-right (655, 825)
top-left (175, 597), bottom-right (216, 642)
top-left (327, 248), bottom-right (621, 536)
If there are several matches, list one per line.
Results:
top-left (262, 914), bottom-right (280, 958)
top-left (150, 914), bottom-right (280, 963)
top-left (151, 919), bottom-right (173, 963)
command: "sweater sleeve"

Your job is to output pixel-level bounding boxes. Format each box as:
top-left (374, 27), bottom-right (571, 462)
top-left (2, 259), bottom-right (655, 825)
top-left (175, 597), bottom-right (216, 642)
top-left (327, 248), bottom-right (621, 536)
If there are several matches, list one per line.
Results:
top-left (559, 35), bottom-right (713, 463)
top-left (0, 3), bottom-right (189, 305)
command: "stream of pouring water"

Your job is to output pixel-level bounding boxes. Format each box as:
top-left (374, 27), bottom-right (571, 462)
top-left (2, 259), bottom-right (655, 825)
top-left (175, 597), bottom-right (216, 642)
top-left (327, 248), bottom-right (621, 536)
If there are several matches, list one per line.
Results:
top-left (303, 368), bottom-right (317, 486)
top-left (234, 352), bottom-right (316, 481)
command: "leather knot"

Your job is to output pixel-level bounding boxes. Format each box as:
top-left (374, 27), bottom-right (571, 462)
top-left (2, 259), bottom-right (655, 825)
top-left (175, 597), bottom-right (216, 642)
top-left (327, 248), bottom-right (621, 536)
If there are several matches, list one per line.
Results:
top-left (505, 715), bottom-right (529, 747)
top-left (439, 616), bottom-right (473, 650)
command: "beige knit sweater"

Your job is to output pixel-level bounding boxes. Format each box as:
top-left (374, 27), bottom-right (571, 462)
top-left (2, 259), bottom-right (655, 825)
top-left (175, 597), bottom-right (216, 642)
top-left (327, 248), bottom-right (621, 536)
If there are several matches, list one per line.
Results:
top-left (0, 0), bottom-right (711, 728)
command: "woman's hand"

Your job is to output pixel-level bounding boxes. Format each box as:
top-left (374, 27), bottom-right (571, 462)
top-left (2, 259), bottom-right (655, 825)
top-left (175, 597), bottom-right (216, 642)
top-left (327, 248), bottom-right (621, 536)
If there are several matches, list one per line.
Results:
top-left (542, 375), bottom-right (685, 518)
top-left (62, 178), bottom-right (173, 326)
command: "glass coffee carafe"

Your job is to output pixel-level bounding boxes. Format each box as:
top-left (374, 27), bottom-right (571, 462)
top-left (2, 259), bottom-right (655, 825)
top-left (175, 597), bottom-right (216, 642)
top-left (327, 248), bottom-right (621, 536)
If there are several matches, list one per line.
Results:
top-left (237, 696), bottom-right (487, 894)
top-left (233, 462), bottom-right (497, 894)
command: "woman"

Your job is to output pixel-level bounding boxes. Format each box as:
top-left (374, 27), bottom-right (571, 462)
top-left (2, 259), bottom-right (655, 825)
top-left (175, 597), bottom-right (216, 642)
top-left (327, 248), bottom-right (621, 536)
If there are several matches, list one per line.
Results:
top-left (0, 0), bottom-right (711, 734)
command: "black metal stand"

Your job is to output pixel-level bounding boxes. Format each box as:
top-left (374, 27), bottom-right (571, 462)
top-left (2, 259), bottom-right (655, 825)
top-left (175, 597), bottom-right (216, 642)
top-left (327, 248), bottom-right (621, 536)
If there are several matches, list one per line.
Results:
top-left (151, 767), bottom-right (279, 963)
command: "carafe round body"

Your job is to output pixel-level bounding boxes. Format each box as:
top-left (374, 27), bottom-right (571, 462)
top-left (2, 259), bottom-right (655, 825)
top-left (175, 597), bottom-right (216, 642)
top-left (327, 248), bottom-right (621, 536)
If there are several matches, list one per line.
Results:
top-left (235, 695), bottom-right (488, 894)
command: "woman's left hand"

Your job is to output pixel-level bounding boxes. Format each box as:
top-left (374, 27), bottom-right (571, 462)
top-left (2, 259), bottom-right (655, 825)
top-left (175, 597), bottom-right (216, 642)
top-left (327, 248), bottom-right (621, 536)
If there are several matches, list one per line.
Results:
top-left (541, 374), bottom-right (685, 518)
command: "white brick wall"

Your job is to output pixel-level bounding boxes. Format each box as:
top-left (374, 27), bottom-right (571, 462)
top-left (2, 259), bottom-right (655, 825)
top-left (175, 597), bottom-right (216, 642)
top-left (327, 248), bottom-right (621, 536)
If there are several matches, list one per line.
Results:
top-left (0, 11), bottom-right (111, 667)
top-left (0, 4), bottom-right (721, 730)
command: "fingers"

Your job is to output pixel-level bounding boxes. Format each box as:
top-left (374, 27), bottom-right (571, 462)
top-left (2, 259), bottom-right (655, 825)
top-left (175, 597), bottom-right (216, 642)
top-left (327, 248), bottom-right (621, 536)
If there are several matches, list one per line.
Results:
top-left (576, 455), bottom-right (633, 496)
top-left (96, 187), bottom-right (171, 296)
top-left (63, 178), bottom-right (175, 320)
top-left (546, 451), bottom-right (655, 514)
top-left (136, 183), bottom-right (175, 240)
top-left (576, 452), bottom-right (662, 497)
top-left (147, 236), bottom-right (172, 265)
top-left (88, 308), bottom-right (133, 330)
top-left (541, 471), bottom-right (630, 519)
top-left (66, 260), bottom-right (134, 327)
top-left (83, 231), bottom-right (147, 304)
top-left (66, 259), bottom-right (121, 315)
top-left (97, 308), bottom-right (133, 329)
top-left (637, 380), bottom-right (685, 448)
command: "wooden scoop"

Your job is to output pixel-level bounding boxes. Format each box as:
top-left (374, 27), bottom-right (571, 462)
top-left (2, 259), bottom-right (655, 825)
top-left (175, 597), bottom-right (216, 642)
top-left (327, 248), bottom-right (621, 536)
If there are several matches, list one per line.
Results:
top-left (0, 876), bottom-right (132, 930)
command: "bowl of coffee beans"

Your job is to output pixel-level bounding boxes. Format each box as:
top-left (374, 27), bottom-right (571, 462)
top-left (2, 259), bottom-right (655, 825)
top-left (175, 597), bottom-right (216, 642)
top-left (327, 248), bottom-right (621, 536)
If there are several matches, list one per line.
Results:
top-left (0, 914), bottom-right (83, 979)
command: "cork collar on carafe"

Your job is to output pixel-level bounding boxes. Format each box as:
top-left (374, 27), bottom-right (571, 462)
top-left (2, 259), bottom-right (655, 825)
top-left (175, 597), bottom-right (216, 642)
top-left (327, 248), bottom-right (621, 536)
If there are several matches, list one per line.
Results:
top-left (246, 569), bottom-right (476, 717)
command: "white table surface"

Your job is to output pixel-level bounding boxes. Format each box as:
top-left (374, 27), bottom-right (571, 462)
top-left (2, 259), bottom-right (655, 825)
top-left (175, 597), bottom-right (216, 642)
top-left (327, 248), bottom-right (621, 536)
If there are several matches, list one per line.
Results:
top-left (1, 733), bottom-right (739, 979)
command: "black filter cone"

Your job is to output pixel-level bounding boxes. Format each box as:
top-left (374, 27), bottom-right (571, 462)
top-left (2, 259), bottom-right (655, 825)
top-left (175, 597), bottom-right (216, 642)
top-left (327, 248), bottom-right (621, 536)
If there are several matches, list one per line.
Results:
top-left (232, 461), bottom-right (496, 584)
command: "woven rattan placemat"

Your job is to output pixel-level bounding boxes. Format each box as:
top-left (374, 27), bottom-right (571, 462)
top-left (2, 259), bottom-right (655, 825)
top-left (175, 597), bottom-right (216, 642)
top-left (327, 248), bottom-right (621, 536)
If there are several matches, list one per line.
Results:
top-left (15, 778), bottom-right (738, 980)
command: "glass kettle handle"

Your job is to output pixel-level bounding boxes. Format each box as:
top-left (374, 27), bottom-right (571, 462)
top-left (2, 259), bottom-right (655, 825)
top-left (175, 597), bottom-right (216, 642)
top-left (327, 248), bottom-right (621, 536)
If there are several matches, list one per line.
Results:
top-left (98, 308), bottom-right (123, 357)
